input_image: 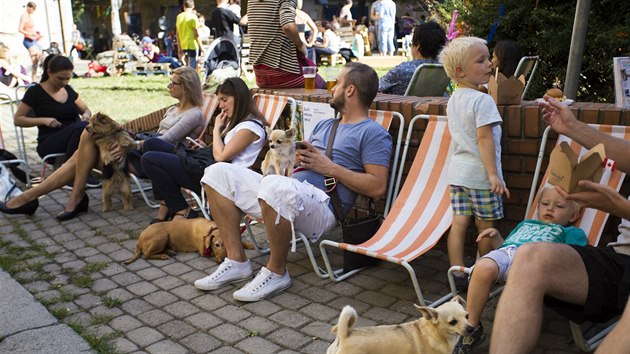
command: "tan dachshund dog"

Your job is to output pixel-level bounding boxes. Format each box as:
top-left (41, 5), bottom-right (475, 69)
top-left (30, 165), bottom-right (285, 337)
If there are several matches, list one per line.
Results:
top-left (326, 296), bottom-right (473, 354)
top-left (123, 218), bottom-right (253, 265)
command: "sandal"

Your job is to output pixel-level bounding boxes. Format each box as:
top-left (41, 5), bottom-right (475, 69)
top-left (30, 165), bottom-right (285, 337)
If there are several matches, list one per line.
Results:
top-left (150, 203), bottom-right (171, 224)
top-left (173, 209), bottom-right (199, 220)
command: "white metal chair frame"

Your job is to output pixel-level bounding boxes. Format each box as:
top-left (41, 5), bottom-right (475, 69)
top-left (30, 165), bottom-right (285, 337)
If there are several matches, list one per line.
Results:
top-left (319, 115), bottom-right (451, 303)
top-left (0, 92), bottom-right (31, 188)
top-left (514, 55), bottom-right (539, 100)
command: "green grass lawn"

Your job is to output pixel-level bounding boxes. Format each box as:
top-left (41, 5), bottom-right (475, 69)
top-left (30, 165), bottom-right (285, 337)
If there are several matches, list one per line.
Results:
top-left (71, 66), bottom-right (391, 124)
top-left (71, 76), bottom-right (177, 123)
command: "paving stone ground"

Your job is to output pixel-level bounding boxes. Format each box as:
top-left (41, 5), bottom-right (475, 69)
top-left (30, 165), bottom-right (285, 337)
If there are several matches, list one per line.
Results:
top-left (0, 104), bottom-right (587, 353)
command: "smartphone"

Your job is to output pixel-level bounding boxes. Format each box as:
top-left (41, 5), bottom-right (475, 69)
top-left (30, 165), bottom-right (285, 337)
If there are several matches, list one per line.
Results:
top-left (186, 136), bottom-right (204, 148)
top-left (295, 141), bottom-right (308, 150)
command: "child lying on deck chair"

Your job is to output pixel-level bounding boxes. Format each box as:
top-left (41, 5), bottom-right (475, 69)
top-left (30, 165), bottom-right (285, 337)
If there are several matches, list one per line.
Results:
top-left (453, 186), bottom-right (587, 354)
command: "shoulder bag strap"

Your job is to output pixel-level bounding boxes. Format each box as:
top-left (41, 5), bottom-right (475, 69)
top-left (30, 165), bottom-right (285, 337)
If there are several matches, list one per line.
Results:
top-left (325, 119), bottom-right (345, 223)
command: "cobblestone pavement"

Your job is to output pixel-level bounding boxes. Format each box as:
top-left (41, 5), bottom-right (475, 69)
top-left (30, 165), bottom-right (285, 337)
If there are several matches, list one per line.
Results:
top-left (0, 105), bottom-right (584, 353)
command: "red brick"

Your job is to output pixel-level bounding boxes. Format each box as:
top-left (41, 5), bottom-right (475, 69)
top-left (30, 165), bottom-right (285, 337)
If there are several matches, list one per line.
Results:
top-left (502, 157), bottom-right (522, 173)
top-left (581, 109), bottom-right (599, 124)
top-left (524, 106), bottom-right (540, 138)
top-left (601, 109), bottom-right (622, 125)
top-left (505, 139), bottom-right (540, 156)
top-left (507, 113), bottom-right (522, 137)
top-left (504, 174), bottom-right (535, 189)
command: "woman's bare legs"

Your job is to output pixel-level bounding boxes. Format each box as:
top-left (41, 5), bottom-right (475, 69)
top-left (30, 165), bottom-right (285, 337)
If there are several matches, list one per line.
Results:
top-left (63, 130), bottom-right (98, 211)
top-left (5, 154), bottom-right (77, 208)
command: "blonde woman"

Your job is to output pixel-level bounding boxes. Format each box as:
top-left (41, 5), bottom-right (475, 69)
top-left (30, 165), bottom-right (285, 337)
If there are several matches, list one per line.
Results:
top-left (0, 42), bottom-right (31, 95)
top-left (1, 67), bottom-right (205, 221)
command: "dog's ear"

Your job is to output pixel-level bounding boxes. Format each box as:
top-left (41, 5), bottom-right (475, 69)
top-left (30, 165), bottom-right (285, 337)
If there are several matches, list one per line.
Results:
top-left (415, 304), bottom-right (439, 323)
top-left (452, 295), bottom-right (467, 307)
top-left (265, 126), bottom-right (273, 136)
top-left (285, 128), bottom-right (296, 139)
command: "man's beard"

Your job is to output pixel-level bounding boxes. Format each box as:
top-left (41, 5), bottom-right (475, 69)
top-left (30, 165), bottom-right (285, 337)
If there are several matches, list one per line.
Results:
top-left (329, 94), bottom-right (345, 112)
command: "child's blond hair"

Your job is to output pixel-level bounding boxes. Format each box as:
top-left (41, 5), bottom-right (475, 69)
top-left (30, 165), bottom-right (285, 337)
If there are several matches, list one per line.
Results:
top-left (438, 36), bottom-right (488, 81)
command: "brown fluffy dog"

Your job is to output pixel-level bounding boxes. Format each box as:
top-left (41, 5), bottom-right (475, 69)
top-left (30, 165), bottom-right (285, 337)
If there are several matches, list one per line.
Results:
top-left (326, 297), bottom-right (473, 354)
top-left (261, 127), bottom-right (296, 176)
top-left (86, 112), bottom-right (135, 212)
top-left (122, 218), bottom-right (254, 264)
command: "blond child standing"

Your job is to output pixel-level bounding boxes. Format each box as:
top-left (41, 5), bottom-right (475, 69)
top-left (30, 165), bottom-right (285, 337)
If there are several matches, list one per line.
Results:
top-left (438, 37), bottom-right (510, 290)
top-left (453, 187), bottom-right (586, 353)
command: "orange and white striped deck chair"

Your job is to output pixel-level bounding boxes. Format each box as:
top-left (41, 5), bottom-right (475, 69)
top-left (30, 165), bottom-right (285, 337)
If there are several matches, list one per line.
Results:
top-left (252, 93), bottom-right (297, 129)
top-left (444, 124), bottom-right (628, 349)
top-left (319, 114), bottom-right (453, 302)
top-left (242, 109), bottom-right (404, 279)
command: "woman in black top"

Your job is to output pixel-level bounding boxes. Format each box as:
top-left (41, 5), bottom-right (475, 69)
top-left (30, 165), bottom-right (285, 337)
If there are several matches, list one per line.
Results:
top-left (13, 55), bottom-right (91, 161)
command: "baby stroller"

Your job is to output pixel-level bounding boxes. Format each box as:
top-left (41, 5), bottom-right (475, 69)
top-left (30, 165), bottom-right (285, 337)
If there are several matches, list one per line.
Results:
top-left (202, 36), bottom-right (240, 88)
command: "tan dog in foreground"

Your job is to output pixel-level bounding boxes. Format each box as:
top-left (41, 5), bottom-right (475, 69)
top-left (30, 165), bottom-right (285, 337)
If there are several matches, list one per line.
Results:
top-left (326, 296), bottom-right (473, 354)
top-left (123, 218), bottom-right (253, 265)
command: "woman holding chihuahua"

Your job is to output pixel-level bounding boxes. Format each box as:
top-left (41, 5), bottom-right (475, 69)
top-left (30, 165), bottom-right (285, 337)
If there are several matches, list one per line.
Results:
top-left (141, 77), bottom-right (267, 223)
top-left (0, 66), bottom-right (205, 221)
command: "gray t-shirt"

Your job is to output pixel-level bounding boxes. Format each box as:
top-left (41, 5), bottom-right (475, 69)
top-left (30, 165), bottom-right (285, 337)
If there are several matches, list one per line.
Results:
top-left (446, 87), bottom-right (504, 189)
top-left (293, 118), bottom-right (392, 215)
top-left (157, 106), bottom-right (205, 145)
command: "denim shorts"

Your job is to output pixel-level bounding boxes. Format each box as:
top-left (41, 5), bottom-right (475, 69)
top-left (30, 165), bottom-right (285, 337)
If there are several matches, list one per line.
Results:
top-left (450, 185), bottom-right (504, 220)
top-left (23, 38), bottom-right (41, 51)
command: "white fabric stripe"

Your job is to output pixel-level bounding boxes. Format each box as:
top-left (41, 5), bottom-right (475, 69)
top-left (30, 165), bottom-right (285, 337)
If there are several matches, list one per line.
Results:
top-left (360, 119), bottom-right (451, 261)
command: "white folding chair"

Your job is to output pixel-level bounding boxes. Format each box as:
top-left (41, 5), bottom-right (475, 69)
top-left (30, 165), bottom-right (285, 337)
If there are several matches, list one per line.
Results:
top-left (320, 115), bottom-right (452, 302)
top-left (514, 55), bottom-right (539, 100)
top-left (0, 92), bottom-right (31, 189)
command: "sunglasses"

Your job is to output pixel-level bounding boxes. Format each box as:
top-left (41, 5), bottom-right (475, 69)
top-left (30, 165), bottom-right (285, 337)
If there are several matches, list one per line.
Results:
top-left (169, 80), bottom-right (182, 86)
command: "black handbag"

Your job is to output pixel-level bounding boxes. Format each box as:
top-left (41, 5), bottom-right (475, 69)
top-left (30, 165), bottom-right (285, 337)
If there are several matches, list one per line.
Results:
top-left (175, 145), bottom-right (215, 182)
top-left (325, 120), bottom-right (381, 272)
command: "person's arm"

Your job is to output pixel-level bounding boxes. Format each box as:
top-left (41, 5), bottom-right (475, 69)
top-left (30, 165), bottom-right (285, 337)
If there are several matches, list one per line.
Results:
top-left (282, 22), bottom-right (307, 57)
top-left (377, 65), bottom-right (399, 93)
top-left (0, 60), bottom-right (31, 82)
top-left (305, 16), bottom-right (318, 47)
top-left (14, 101), bottom-right (61, 128)
top-left (176, 29), bottom-right (183, 59)
top-left (295, 140), bottom-right (389, 199)
top-left (212, 119), bottom-right (260, 162)
top-left (159, 108), bottom-right (203, 144)
top-left (280, 0), bottom-right (307, 57)
top-left (477, 124), bottom-right (510, 198)
top-left (541, 96), bottom-right (630, 173)
top-left (75, 97), bottom-right (92, 121)
top-left (476, 227), bottom-right (504, 249)
top-left (555, 183), bottom-right (630, 221)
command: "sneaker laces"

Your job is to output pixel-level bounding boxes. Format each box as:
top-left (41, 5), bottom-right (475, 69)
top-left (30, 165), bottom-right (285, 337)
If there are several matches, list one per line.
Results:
top-left (210, 259), bottom-right (233, 280)
top-left (244, 268), bottom-right (274, 293)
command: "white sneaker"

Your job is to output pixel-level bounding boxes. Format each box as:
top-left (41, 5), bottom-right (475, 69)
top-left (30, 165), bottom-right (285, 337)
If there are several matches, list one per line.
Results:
top-left (233, 266), bottom-right (292, 302)
top-left (194, 258), bottom-right (253, 291)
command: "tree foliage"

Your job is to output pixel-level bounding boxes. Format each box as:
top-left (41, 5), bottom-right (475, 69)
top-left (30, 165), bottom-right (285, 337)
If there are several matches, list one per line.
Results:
top-left (429, 0), bottom-right (630, 102)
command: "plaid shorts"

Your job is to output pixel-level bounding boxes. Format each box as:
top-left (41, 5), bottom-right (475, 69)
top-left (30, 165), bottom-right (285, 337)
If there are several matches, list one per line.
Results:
top-left (450, 185), bottom-right (504, 220)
